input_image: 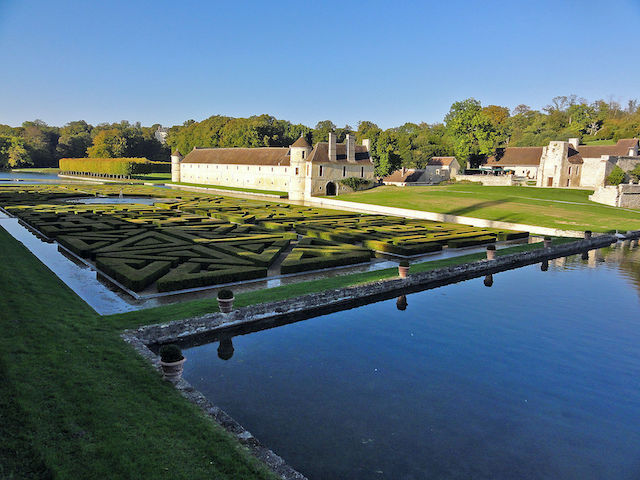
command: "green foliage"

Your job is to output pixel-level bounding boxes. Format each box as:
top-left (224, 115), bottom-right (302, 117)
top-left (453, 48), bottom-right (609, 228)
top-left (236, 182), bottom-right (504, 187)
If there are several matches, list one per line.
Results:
top-left (339, 177), bottom-right (372, 191)
top-left (606, 166), bottom-right (626, 186)
top-left (217, 289), bottom-right (234, 299)
top-left (629, 164), bottom-right (640, 182)
top-left (159, 344), bottom-right (183, 363)
top-left (59, 157), bottom-right (170, 176)
top-left (399, 260), bottom-right (410, 267)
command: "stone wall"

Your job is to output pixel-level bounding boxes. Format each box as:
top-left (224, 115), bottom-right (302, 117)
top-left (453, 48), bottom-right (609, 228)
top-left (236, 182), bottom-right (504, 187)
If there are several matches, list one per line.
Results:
top-left (180, 163), bottom-right (293, 191)
top-left (589, 183), bottom-right (640, 207)
top-left (454, 174), bottom-right (514, 186)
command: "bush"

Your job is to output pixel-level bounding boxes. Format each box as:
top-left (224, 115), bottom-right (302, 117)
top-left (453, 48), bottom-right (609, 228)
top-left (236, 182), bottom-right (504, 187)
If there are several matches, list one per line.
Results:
top-left (606, 166), bottom-right (626, 186)
top-left (630, 164), bottom-right (640, 182)
top-left (159, 344), bottom-right (183, 363)
top-left (339, 177), bottom-right (372, 191)
top-left (399, 260), bottom-right (410, 267)
top-left (59, 158), bottom-right (170, 176)
top-left (217, 289), bottom-right (234, 299)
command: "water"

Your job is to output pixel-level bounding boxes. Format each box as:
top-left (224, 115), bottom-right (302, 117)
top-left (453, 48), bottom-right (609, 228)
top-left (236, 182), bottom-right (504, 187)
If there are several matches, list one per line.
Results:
top-left (0, 171), bottom-right (63, 182)
top-left (183, 245), bottom-right (640, 480)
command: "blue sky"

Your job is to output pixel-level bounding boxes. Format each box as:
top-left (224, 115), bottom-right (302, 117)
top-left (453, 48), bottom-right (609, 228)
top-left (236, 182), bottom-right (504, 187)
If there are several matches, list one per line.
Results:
top-left (1, 0), bottom-right (639, 129)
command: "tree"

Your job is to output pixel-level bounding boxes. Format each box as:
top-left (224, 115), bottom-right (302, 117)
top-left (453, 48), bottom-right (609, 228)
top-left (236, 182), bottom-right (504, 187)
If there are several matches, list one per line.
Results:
top-left (606, 166), bottom-right (626, 186)
top-left (87, 129), bottom-right (127, 157)
top-left (0, 135), bottom-right (31, 168)
top-left (312, 120), bottom-right (337, 144)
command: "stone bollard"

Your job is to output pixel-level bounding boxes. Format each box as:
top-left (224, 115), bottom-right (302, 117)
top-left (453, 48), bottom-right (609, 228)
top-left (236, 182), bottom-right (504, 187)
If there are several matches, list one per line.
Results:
top-left (486, 244), bottom-right (496, 260)
top-left (543, 236), bottom-right (552, 248)
top-left (584, 230), bottom-right (592, 240)
top-left (483, 274), bottom-right (493, 287)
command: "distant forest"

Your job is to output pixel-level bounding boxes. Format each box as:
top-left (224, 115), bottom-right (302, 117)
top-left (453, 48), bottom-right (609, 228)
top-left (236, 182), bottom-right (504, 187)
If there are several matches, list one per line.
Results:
top-left (2, 95), bottom-right (639, 176)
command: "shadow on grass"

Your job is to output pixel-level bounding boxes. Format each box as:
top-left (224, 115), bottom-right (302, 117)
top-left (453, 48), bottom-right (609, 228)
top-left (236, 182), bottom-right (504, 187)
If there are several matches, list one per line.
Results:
top-left (445, 198), bottom-right (513, 217)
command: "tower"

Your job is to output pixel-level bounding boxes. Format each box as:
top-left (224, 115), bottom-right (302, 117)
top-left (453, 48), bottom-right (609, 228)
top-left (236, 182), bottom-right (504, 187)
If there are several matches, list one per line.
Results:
top-left (171, 149), bottom-right (183, 182)
top-left (288, 136), bottom-right (312, 200)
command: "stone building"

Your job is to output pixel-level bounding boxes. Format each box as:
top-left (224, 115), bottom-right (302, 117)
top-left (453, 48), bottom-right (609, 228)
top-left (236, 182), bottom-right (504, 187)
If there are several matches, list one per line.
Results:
top-left (382, 157), bottom-right (460, 186)
top-left (171, 133), bottom-right (374, 200)
top-left (485, 138), bottom-right (639, 188)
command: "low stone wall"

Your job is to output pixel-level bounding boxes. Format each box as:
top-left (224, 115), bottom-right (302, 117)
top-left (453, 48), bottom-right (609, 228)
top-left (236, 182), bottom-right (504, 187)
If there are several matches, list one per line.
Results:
top-left (306, 197), bottom-right (585, 238)
top-left (589, 183), bottom-right (640, 208)
top-left (454, 174), bottom-right (514, 186)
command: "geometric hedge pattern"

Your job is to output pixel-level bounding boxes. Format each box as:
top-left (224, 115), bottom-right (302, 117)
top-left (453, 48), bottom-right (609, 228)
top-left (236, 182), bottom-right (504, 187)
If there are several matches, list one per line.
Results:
top-left (0, 185), bottom-right (528, 293)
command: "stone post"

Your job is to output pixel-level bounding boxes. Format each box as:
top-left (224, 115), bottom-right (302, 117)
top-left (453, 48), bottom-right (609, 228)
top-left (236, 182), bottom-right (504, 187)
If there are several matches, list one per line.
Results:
top-left (584, 230), bottom-right (592, 240)
top-left (544, 236), bottom-right (552, 248)
top-left (486, 244), bottom-right (496, 260)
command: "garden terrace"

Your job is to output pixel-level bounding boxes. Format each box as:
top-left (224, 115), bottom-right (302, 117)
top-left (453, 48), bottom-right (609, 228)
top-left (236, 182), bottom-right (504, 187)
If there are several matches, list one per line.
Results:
top-left (0, 185), bottom-right (529, 294)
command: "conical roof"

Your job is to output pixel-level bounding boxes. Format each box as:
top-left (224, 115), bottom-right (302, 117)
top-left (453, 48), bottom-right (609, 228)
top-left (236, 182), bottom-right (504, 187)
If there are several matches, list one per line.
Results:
top-left (291, 136), bottom-right (310, 148)
top-left (172, 149), bottom-right (183, 157)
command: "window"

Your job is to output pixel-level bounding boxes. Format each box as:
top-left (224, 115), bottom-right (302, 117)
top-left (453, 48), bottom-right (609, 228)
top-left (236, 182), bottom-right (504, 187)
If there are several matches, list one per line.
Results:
top-left (568, 166), bottom-right (572, 175)
top-left (295, 167), bottom-right (299, 175)
top-left (342, 166), bottom-right (346, 177)
top-left (319, 165), bottom-right (323, 177)
top-left (302, 151), bottom-right (306, 159)
top-left (361, 166), bottom-right (364, 177)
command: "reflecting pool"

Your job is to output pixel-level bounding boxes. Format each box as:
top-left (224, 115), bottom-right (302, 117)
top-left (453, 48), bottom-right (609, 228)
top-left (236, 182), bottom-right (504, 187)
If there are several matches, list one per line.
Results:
top-left (183, 245), bottom-right (640, 480)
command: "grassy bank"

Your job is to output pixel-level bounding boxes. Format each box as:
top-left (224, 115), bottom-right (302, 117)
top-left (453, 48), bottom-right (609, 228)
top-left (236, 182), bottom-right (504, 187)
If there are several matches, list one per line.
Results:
top-left (335, 184), bottom-right (640, 232)
top-left (0, 228), bottom-right (277, 480)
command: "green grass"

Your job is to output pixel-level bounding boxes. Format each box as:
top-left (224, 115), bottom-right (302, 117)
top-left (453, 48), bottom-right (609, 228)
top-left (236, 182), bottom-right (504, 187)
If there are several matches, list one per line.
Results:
top-left (335, 184), bottom-right (640, 232)
top-left (0, 228), bottom-right (277, 480)
top-left (131, 172), bottom-right (172, 183)
top-left (10, 167), bottom-right (61, 174)
top-left (581, 139), bottom-right (616, 145)
top-left (169, 181), bottom-right (288, 197)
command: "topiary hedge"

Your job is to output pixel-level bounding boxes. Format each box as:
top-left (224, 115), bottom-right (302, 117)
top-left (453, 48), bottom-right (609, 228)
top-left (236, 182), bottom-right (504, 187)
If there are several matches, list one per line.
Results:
top-left (59, 158), bottom-right (170, 177)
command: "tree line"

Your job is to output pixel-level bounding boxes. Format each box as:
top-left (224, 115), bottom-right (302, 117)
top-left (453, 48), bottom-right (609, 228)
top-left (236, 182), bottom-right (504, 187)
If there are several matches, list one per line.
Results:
top-left (3, 95), bottom-right (639, 176)
top-left (0, 120), bottom-right (170, 169)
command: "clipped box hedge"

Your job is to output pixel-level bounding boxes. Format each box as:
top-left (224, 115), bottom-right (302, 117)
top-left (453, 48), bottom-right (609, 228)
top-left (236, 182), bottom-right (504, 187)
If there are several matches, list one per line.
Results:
top-left (59, 158), bottom-right (170, 176)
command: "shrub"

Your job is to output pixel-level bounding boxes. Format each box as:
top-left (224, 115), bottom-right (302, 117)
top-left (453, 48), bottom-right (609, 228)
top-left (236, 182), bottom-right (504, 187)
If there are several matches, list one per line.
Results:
top-left (339, 177), bottom-right (372, 191)
top-left (606, 166), bottom-right (626, 186)
top-left (159, 344), bottom-right (183, 363)
top-left (486, 244), bottom-right (496, 251)
top-left (217, 289), bottom-right (234, 299)
top-left (630, 164), bottom-right (640, 182)
top-left (399, 260), bottom-right (410, 267)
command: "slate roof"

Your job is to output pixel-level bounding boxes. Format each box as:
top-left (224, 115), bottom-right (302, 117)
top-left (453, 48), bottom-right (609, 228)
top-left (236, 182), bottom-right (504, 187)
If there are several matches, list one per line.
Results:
top-left (427, 157), bottom-right (457, 166)
top-left (306, 142), bottom-right (372, 164)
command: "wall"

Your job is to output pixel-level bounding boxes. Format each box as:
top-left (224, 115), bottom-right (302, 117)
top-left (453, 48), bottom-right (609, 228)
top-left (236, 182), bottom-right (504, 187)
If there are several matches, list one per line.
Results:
top-left (179, 163), bottom-right (292, 191)
top-left (615, 157), bottom-right (640, 173)
top-left (579, 157), bottom-right (610, 188)
top-left (537, 141), bottom-right (569, 187)
top-left (454, 174), bottom-right (514, 186)
top-left (589, 183), bottom-right (640, 207)
top-left (307, 162), bottom-right (375, 196)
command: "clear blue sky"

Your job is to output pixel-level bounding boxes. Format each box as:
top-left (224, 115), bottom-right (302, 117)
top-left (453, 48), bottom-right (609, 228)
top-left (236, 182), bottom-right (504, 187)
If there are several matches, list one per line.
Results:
top-left (1, 0), bottom-right (639, 129)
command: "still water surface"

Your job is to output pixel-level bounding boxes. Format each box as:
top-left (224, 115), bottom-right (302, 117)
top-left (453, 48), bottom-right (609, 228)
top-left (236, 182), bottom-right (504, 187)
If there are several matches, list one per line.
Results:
top-left (184, 246), bottom-right (640, 480)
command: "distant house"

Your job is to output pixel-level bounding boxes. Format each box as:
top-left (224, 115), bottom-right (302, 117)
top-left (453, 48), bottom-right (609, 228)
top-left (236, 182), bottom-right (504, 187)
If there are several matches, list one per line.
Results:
top-left (382, 157), bottom-right (460, 186)
top-left (485, 138), bottom-right (640, 187)
top-left (171, 133), bottom-right (374, 200)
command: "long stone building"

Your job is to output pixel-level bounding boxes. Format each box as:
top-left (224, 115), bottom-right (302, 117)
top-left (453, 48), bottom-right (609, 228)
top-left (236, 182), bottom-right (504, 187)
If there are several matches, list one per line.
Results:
top-left (486, 138), bottom-right (639, 188)
top-left (171, 133), bottom-right (374, 200)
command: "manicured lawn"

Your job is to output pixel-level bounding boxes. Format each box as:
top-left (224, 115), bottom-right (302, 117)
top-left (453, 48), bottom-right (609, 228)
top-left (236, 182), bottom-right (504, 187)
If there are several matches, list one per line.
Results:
top-left (131, 172), bottom-right (172, 183)
top-left (0, 228), bottom-right (278, 480)
top-left (336, 184), bottom-right (640, 232)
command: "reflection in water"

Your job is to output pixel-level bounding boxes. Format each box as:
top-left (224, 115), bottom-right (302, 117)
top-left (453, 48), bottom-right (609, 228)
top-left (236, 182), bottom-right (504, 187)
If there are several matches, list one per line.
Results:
top-left (540, 260), bottom-right (549, 271)
top-left (581, 251), bottom-right (589, 260)
top-left (483, 274), bottom-right (493, 287)
top-left (218, 336), bottom-right (235, 360)
top-left (396, 295), bottom-right (408, 311)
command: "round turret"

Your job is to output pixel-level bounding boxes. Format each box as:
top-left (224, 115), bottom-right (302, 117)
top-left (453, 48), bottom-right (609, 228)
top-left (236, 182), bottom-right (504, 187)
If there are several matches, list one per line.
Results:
top-left (288, 136), bottom-right (312, 200)
top-left (171, 149), bottom-right (183, 183)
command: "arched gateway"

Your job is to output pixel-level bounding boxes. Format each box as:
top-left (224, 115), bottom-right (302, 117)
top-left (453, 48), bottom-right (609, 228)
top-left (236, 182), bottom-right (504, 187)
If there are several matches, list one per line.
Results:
top-left (325, 182), bottom-right (336, 196)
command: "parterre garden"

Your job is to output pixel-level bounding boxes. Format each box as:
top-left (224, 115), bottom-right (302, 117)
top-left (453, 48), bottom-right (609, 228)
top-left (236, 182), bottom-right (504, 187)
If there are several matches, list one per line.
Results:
top-left (0, 185), bottom-right (528, 293)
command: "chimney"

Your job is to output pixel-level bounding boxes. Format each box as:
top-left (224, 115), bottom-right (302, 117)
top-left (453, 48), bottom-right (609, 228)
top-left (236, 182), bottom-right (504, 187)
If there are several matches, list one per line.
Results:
top-left (328, 132), bottom-right (337, 162)
top-left (568, 137), bottom-right (580, 149)
top-left (346, 134), bottom-right (356, 163)
top-left (362, 138), bottom-right (370, 151)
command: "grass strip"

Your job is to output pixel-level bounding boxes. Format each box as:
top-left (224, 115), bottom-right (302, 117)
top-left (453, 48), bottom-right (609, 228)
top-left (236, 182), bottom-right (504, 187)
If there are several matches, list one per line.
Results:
top-left (107, 239), bottom-right (568, 329)
top-left (0, 228), bottom-right (277, 480)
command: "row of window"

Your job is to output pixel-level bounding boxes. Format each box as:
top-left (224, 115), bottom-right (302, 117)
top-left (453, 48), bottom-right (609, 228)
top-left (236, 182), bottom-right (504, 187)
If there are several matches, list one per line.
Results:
top-left (185, 164), bottom-right (367, 178)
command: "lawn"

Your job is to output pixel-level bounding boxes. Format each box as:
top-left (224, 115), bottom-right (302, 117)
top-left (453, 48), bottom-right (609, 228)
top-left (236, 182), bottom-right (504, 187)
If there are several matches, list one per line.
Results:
top-left (336, 184), bottom-right (640, 232)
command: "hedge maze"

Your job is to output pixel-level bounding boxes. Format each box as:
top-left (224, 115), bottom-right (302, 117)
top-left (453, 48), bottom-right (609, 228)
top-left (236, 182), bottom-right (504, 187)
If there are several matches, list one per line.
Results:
top-left (0, 185), bottom-right (528, 293)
